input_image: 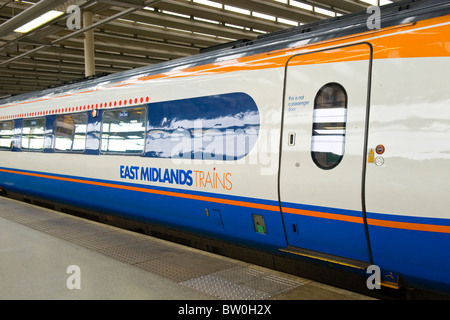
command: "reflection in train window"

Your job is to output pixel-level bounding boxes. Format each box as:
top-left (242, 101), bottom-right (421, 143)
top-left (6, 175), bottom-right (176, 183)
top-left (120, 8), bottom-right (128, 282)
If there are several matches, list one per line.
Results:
top-left (101, 107), bottom-right (146, 154)
top-left (0, 120), bottom-right (14, 150)
top-left (146, 93), bottom-right (260, 160)
top-left (311, 83), bottom-right (347, 170)
top-left (55, 113), bottom-right (87, 152)
top-left (21, 117), bottom-right (45, 151)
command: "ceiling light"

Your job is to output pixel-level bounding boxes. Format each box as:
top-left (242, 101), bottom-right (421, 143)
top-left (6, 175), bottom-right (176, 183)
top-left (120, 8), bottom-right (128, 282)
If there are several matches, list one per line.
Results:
top-left (14, 10), bottom-right (64, 33)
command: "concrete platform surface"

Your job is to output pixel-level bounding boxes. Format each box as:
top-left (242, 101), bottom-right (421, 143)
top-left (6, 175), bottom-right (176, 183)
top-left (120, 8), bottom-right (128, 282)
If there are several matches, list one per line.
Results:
top-left (0, 196), bottom-right (375, 300)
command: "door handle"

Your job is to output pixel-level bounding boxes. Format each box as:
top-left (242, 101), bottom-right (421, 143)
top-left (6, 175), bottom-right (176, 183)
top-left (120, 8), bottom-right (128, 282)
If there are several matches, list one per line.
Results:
top-left (288, 132), bottom-right (295, 146)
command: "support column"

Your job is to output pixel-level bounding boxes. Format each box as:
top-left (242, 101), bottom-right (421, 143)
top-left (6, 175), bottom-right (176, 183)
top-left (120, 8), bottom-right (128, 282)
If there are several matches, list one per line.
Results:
top-left (83, 11), bottom-right (95, 77)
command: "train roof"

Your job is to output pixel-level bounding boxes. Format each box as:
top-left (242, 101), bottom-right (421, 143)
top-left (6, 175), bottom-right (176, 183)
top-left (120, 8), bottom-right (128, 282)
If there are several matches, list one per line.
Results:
top-left (0, 0), bottom-right (448, 106)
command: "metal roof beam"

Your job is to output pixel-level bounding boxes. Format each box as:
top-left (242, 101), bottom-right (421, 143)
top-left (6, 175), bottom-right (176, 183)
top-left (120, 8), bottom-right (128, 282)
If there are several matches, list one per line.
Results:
top-left (94, 32), bottom-right (199, 55)
top-left (155, 0), bottom-right (286, 32)
top-left (36, 46), bottom-right (164, 66)
top-left (0, 68), bottom-right (81, 81)
top-left (2, 57), bottom-right (111, 74)
top-left (110, 7), bottom-right (259, 40)
top-left (101, 21), bottom-right (224, 47)
top-left (97, 0), bottom-right (147, 8)
top-left (0, 47), bottom-right (161, 70)
top-left (211, 0), bottom-right (325, 23)
top-left (45, 33), bottom-right (193, 60)
top-left (0, 60), bottom-right (128, 78)
top-left (308, 0), bottom-right (368, 14)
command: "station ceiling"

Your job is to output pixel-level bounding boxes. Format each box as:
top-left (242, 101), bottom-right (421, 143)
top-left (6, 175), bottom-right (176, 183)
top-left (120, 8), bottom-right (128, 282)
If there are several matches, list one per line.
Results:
top-left (0, 0), bottom-right (392, 98)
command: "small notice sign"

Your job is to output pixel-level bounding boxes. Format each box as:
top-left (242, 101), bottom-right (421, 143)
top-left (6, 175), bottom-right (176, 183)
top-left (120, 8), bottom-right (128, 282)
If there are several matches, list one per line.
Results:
top-left (368, 149), bottom-right (375, 163)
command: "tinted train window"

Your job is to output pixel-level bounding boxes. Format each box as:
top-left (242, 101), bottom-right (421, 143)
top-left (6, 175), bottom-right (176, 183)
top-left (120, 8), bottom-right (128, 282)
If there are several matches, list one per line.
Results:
top-left (101, 107), bottom-right (146, 154)
top-left (21, 117), bottom-right (45, 151)
top-left (55, 113), bottom-right (87, 152)
top-left (0, 121), bottom-right (14, 150)
top-left (311, 83), bottom-right (347, 170)
top-left (146, 93), bottom-right (260, 160)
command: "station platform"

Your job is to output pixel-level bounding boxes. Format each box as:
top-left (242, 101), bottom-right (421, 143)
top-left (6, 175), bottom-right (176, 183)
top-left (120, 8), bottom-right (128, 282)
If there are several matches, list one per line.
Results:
top-left (0, 196), bottom-right (374, 300)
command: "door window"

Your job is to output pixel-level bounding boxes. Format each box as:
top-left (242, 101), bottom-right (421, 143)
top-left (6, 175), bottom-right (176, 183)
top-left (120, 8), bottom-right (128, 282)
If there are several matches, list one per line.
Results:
top-left (311, 83), bottom-right (347, 170)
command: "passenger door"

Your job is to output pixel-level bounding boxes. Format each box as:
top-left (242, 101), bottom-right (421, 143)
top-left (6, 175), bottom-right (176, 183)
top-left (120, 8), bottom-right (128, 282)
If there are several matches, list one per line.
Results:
top-left (279, 43), bottom-right (372, 262)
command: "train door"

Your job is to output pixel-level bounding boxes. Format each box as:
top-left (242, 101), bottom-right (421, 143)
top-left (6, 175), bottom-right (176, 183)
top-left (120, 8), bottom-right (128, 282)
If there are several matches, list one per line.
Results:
top-left (279, 43), bottom-right (372, 263)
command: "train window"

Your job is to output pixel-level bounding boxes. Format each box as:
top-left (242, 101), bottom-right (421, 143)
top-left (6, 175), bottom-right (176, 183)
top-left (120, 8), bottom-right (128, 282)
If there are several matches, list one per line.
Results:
top-left (55, 113), bottom-right (87, 152)
top-left (146, 93), bottom-right (260, 160)
top-left (0, 121), bottom-right (14, 150)
top-left (101, 107), bottom-right (146, 154)
top-left (311, 83), bottom-right (347, 170)
top-left (21, 117), bottom-right (45, 151)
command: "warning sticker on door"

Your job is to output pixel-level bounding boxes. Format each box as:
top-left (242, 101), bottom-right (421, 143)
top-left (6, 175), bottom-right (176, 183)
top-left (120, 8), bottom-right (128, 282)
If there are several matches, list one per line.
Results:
top-left (368, 149), bottom-right (375, 163)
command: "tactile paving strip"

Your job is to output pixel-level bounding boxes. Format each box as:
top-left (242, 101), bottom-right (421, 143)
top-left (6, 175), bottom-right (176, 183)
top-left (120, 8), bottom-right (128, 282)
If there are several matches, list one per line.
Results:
top-left (180, 266), bottom-right (302, 300)
top-left (180, 274), bottom-right (271, 300)
top-left (0, 197), bottom-right (304, 299)
top-left (137, 258), bottom-right (204, 283)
